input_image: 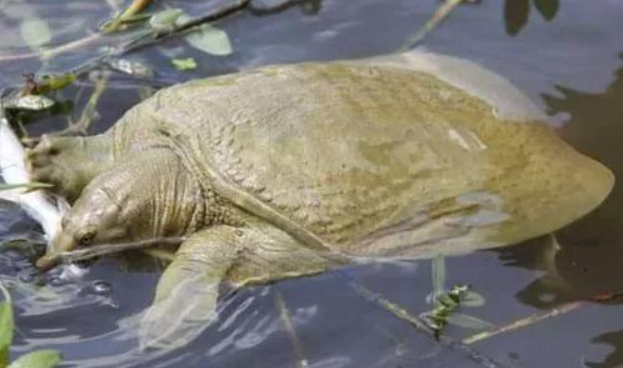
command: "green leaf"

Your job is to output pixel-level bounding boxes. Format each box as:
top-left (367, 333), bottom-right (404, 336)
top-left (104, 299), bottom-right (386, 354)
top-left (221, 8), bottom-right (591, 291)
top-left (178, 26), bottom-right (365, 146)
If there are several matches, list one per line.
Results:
top-left (504, 0), bottom-right (530, 36)
top-left (185, 25), bottom-right (233, 56)
top-left (149, 8), bottom-right (183, 31)
top-left (7, 350), bottom-right (61, 368)
top-left (20, 18), bottom-right (51, 51)
top-left (0, 284), bottom-right (14, 368)
top-left (171, 58), bottom-right (198, 71)
top-left (533, 0), bottom-right (559, 21)
top-left (38, 73), bottom-right (77, 94)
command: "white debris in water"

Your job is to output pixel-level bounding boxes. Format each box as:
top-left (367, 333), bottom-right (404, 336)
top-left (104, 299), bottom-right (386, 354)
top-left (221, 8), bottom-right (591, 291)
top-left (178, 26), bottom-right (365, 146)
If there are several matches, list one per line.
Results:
top-left (0, 117), bottom-right (64, 244)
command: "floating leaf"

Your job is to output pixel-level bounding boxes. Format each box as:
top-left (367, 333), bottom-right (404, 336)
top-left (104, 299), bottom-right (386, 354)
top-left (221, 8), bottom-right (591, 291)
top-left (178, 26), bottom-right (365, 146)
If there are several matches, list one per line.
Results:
top-left (504, 0), bottom-right (530, 36)
top-left (20, 18), bottom-right (51, 51)
top-left (533, 0), bottom-right (559, 21)
top-left (171, 57), bottom-right (197, 71)
top-left (185, 25), bottom-right (233, 56)
top-left (0, 284), bottom-right (14, 367)
top-left (7, 350), bottom-right (61, 368)
top-left (38, 73), bottom-right (77, 94)
top-left (149, 8), bottom-right (183, 31)
top-left (447, 313), bottom-right (495, 330)
top-left (108, 58), bottom-right (154, 78)
top-left (4, 95), bottom-right (55, 111)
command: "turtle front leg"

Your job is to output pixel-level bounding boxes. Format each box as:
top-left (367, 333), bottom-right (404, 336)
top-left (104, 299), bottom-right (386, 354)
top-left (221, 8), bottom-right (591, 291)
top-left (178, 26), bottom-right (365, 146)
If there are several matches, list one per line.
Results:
top-left (139, 226), bottom-right (243, 350)
top-left (26, 133), bottom-right (114, 202)
top-left (139, 222), bottom-right (338, 350)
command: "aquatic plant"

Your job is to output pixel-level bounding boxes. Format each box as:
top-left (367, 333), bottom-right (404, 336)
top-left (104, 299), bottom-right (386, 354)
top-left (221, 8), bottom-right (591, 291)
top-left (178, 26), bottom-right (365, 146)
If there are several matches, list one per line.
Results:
top-left (0, 283), bottom-right (61, 368)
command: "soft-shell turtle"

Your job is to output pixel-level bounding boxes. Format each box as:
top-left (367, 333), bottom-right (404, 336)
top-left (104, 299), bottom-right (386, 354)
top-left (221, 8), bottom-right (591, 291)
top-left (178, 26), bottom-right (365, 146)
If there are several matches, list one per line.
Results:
top-left (27, 51), bottom-right (614, 347)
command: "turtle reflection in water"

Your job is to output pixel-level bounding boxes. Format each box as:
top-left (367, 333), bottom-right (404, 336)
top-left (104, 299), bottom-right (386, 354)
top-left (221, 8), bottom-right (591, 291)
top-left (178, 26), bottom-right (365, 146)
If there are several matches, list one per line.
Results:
top-left (27, 51), bottom-right (614, 348)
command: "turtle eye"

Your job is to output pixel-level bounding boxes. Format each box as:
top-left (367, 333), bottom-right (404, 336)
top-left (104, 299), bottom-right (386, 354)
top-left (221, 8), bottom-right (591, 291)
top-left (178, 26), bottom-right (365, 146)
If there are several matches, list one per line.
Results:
top-left (78, 231), bottom-right (96, 246)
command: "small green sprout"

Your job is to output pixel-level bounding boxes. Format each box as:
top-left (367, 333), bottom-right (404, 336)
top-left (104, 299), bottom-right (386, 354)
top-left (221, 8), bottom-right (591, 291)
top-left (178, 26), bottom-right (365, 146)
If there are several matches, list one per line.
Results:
top-left (171, 58), bottom-right (198, 71)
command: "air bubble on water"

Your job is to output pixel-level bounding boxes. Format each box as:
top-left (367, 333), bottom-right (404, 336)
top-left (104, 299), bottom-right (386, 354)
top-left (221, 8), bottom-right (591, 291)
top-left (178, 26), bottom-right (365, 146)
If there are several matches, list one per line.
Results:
top-left (18, 272), bottom-right (35, 283)
top-left (91, 280), bottom-right (112, 295)
top-left (47, 276), bottom-right (64, 286)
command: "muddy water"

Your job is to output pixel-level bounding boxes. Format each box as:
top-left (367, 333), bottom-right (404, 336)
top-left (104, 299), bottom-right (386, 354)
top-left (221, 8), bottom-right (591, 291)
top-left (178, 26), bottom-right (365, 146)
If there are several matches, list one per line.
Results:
top-left (0, 0), bottom-right (622, 367)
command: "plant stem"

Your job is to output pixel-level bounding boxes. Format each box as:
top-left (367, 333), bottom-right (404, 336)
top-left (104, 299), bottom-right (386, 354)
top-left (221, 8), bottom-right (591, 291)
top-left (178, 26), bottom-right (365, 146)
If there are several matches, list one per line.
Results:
top-left (35, 237), bottom-right (185, 271)
top-left (54, 72), bottom-right (109, 136)
top-left (101, 0), bottom-right (157, 33)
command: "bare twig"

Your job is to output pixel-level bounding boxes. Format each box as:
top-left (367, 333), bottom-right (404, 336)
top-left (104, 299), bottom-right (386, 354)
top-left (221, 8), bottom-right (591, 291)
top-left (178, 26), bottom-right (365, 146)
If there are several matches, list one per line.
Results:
top-left (35, 236), bottom-right (185, 271)
top-left (276, 292), bottom-right (309, 368)
top-left (0, 33), bottom-right (104, 63)
top-left (463, 290), bottom-right (623, 345)
top-left (400, 0), bottom-right (468, 51)
top-left (141, 247), bottom-right (176, 262)
top-left (350, 282), bottom-right (518, 368)
top-left (463, 302), bottom-right (583, 345)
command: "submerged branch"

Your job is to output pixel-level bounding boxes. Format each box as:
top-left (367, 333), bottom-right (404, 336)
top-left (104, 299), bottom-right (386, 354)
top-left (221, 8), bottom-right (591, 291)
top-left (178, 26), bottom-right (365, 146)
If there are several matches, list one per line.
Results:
top-left (36, 237), bottom-right (185, 271)
top-left (350, 282), bottom-right (518, 368)
top-left (276, 293), bottom-right (309, 368)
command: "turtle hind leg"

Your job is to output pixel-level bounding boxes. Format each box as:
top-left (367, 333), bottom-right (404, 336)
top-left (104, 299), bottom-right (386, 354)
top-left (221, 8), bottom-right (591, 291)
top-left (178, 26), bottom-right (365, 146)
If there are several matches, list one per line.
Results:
top-left (26, 133), bottom-right (114, 202)
top-left (139, 223), bottom-right (337, 350)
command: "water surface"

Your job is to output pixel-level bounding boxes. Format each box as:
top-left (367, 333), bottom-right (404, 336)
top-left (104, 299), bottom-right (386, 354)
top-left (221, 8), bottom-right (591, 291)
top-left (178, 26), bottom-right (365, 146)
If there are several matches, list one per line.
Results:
top-left (1, 1), bottom-right (622, 367)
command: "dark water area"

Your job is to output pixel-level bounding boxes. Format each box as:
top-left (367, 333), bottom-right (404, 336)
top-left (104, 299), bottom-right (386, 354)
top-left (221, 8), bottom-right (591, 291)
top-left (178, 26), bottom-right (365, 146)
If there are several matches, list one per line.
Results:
top-left (1, 0), bottom-right (623, 367)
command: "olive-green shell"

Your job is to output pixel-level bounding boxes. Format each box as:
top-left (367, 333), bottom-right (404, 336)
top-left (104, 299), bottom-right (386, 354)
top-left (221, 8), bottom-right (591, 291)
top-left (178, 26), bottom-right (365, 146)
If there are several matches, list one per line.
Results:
top-left (112, 61), bottom-right (613, 259)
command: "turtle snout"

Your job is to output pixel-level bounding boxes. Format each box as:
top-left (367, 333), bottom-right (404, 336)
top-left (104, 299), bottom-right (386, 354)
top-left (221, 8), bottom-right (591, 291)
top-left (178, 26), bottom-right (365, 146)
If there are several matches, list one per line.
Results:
top-left (35, 231), bottom-right (77, 272)
top-left (50, 230), bottom-right (77, 254)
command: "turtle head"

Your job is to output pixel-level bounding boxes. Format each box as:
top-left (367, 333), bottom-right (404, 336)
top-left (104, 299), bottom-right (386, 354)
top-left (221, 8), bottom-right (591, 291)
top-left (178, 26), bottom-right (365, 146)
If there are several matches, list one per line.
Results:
top-left (50, 186), bottom-right (128, 254)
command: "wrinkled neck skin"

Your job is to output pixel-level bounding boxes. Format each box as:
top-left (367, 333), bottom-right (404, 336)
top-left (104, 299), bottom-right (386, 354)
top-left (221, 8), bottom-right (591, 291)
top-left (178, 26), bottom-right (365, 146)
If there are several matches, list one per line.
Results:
top-left (101, 148), bottom-right (206, 241)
